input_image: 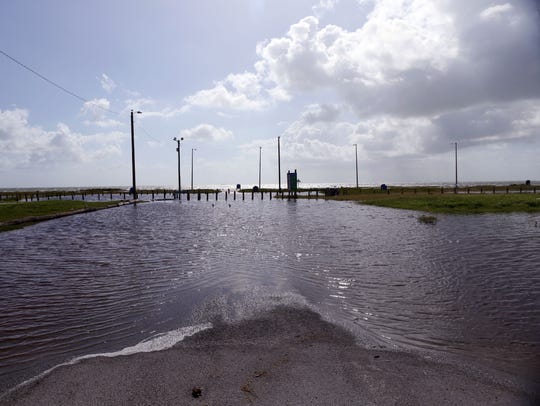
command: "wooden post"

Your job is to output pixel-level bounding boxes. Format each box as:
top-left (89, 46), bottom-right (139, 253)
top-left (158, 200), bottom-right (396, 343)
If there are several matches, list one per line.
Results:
top-left (215, 191), bottom-right (218, 200)
top-left (261, 191), bottom-right (263, 200)
top-left (206, 193), bottom-right (209, 201)
top-left (242, 191), bottom-right (245, 200)
top-left (234, 191), bottom-right (236, 200)
top-left (198, 192), bottom-right (201, 200)
top-left (187, 192), bottom-right (190, 201)
top-left (252, 191), bottom-right (254, 200)
top-left (225, 191), bottom-right (228, 201)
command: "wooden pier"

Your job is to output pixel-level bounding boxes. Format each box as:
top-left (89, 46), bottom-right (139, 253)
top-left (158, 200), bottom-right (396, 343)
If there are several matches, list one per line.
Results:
top-left (0, 185), bottom-right (536, 203)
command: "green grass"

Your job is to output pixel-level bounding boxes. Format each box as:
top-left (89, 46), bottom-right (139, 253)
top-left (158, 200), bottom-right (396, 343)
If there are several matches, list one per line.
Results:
top-left (330, 193), bottom-right (540, 214)
top-left (0, 200), bottom-right (120, 231)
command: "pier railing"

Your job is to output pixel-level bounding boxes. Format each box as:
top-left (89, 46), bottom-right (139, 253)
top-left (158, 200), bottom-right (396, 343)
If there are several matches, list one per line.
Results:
top-left (0, 185), bottom-right (536, 203)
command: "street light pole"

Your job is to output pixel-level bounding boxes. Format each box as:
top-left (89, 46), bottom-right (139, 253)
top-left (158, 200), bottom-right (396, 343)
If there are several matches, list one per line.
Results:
top-left (277, 136), bottom-right (281, 191)
top-left (353, 143), bottom-right (359, 188)
top-left (453, 142), bottom-right (458, 190)
top-left (191, 148), bottom-right (196, 190)
top-left (173, 137), bottom-right (183, 200)
top-left (130, 110), bottom-right (142, 200)
top-left (259, 146), bottom-right (262, 190)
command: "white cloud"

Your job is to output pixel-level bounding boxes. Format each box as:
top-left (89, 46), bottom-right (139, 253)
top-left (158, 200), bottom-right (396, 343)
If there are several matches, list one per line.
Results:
top-left (100, 73), bottom-right (117, 93)
top-left (0, 108), bottom-right (124, 170)
top-left (80, 98), bottom-right (122, 128)
top-left (301, 103), bottom-right (341, 124)
top-left (185, 0), bottom-right (539, 122)
top-left (276, 98), bottom-right (540, 165)
top-left (180, 124), bottom-right (233, 142)
top-left (313, 0), bottom-right (340, 17)
top-left (184, 72), bottom-right (270, 111)
top-left (480, 3), bottom-right (513, 20)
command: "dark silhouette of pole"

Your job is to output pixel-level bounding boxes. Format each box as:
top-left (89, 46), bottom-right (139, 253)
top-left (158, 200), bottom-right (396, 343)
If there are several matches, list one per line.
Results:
top-left (259, 146), bottom-right (262, 189)
top-left (354, 143), bottom-right (359, 188)
top-left (130, 110), bottom-right (142, 200)
top-left (191, 148), bottom-right (196, 190)
top-left (173, 137), bottom-right (183, 200)
top-left (453, 142), bottom-right (458, 189)
top-left (277, 136), bottom-right (281, 191)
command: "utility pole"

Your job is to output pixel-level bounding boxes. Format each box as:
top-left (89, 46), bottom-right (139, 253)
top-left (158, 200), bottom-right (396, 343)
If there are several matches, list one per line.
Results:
top-left (354, 143), bottom-right (359, 188)
top-left (173, 137), bottom-right (183, 200)
top-left (453, 142), bottom-right (458, 190)
top-left (259, 146), bottom-right (262, 190)
top-left (191, 148), bottom-right (196, 190)
top-left (277, 136), bottom-right (281, 191)
top-left (130, 110), bottom-right (142, 200)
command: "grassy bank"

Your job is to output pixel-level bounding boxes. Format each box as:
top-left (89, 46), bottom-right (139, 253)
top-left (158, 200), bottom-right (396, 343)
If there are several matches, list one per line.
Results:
top-left (329, 193), bottom-right (540, 214)
top-left (0, 200), bottom-right (123, 232)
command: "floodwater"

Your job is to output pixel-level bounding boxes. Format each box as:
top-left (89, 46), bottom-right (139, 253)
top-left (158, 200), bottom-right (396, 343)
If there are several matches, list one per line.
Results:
top-left (0, 199), bottom-right (539, 393)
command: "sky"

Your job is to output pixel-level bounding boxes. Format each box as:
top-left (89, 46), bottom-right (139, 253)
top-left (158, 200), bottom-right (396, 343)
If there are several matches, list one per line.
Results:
top-left (1, 0), bottom-right (539, 188)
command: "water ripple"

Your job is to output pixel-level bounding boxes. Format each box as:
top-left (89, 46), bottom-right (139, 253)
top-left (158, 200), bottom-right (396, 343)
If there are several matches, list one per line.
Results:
top-left (0, 200), bottom-right (539, 391)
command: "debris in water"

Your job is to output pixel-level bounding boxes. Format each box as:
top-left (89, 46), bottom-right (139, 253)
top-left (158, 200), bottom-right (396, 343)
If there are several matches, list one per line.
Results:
top-left (192, 386), bottom-right (202, 398)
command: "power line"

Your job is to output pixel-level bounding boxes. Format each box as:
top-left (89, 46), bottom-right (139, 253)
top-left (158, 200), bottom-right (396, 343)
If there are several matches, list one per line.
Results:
top-left (138, 122), bottom-right (162, 144)
top-left (0, 48), bottom-right (119, 115)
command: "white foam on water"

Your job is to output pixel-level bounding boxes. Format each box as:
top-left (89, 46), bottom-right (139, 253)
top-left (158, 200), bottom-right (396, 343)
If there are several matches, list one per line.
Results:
top-left (1, 323), bottom-right (212, 400)
top-left (76, 323), bottom-right (212, 360)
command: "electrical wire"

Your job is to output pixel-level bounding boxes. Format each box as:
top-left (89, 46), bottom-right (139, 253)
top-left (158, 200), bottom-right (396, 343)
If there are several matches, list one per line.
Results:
top-left (137, 121), bottom-right (162, 144)
top-left (0, 48), bottom-right (119, 115)
top-left (1, 48), bottom-right (167, 145)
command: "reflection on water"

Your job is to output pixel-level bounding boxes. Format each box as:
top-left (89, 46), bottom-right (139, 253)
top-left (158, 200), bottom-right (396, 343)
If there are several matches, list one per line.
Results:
top-left (0, 200), bottom-right (539, 392)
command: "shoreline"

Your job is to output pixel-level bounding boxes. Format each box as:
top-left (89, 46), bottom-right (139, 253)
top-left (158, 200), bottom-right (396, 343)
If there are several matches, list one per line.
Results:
top-left (2, 306), bottom-right (537, 406)
top-left (0, 200), bottom-right (139, 232)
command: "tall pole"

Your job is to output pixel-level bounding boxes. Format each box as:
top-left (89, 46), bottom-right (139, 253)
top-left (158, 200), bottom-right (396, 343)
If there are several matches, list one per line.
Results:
top-left (277, 136), bottom-right (281, 191)
top-left (354, 143), bottom-right (359, 188)
top-left (259, 146), bottom-right (262, 189)
top-left (130, 110), bottom-right (141, 200)
top-left (174, 137), bottom-right (183, 200)
top-left (454, 142), bottom-right (458, 189)
top-left (191, 148), bottom-right (196, 190)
